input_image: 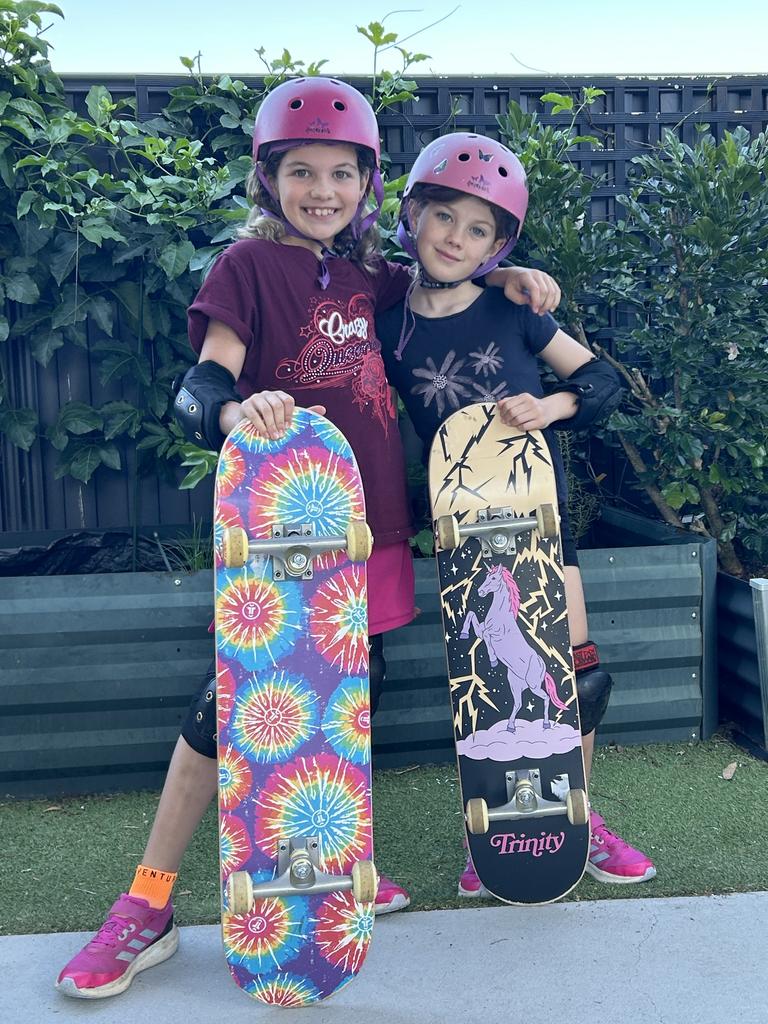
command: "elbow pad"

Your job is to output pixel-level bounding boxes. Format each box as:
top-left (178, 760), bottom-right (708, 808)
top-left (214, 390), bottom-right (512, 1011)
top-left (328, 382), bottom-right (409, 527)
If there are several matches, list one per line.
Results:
top-left (548, 358), bottom-right (624, 431)
top-left (174, 360), bottom-right (241, 451)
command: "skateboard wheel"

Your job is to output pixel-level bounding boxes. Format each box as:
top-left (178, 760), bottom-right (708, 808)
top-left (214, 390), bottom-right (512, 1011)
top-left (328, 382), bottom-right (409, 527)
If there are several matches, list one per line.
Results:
top-left (436, 515), bottom-right (460, 551)
top-left (345, 521), bottom-right (373, 562)
top-left (465, 797), bottom-right (489, 835)
top-left (222, 527), bottom-right (249, 568)
top-left (351, 860), bottom-right (378, 903)
top-left (566, 788), bottom-right (589, 826)
top-left (535, 503), bottom-right (559, 538)
top-left (226, 870), bottom-right (254, 915)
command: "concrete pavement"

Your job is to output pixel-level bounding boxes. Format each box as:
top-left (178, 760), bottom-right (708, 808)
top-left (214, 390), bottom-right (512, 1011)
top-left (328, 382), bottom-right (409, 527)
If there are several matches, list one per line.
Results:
top-left (1, 893), bottom-right (765, 1024)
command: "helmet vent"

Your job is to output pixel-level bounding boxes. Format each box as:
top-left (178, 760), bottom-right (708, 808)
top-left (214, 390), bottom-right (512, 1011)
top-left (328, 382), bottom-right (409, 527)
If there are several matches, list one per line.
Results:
top-left (458, 152), bottom-right (470, 162)
top-left (333, 100), bottom-right (347, 111)
top-left (289, 99), bottom-right (303, 110)
top-left (498, 166), bottom-right (509, 177)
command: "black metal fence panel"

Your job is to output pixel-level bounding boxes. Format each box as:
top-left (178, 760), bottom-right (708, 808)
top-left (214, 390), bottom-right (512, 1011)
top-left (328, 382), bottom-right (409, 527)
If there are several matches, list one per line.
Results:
top-left (2, 74), bottom-right (766, 537)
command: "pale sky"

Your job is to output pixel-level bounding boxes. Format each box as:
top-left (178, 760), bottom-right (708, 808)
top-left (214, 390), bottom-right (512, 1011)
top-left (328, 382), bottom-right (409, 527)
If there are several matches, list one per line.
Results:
top-left (47, 1), bottom-right (768, 77)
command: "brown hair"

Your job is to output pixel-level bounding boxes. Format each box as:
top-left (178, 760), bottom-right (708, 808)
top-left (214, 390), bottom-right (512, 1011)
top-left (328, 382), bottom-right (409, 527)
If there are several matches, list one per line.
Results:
top-left (238, 145), bottom-right (381, 272)
top-left (407, 182), bottom-right (520, 242)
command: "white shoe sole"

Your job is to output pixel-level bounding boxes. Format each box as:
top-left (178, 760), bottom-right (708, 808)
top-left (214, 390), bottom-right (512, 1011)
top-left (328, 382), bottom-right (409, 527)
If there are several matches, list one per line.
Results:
top-left (374, 894), bottom-right (410, 915)
top-left (585, 863), bottom-right (657, 885)
top-left (56, 924), bottom-right (180, 999)
top-left (457, 884), bottom-right (490, 898)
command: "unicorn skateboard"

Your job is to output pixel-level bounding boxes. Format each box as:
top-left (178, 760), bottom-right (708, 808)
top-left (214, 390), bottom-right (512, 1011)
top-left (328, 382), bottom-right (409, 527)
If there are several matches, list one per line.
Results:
top-left (213, 411), bottom-right (378, 1005)
top-left (429, 403), bottom-right (589, 905)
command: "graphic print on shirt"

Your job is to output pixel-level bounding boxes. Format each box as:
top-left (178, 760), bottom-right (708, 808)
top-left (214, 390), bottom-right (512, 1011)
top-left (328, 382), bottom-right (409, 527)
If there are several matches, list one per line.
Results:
top-left (275, 292), bottom-right (395, 434)
top-left (411, 345), bottom-right (510, 416)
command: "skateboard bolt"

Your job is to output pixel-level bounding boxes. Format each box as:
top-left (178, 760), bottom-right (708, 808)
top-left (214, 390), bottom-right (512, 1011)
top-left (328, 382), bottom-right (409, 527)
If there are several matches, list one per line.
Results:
top-left (292, 857), bottom-right (313, 882)
top-left (491, 532), bottom-right (507, 550)
top-left (288, 552), bottom-right (308, 572)
top-left (516, 786), bottom-right (536, 811)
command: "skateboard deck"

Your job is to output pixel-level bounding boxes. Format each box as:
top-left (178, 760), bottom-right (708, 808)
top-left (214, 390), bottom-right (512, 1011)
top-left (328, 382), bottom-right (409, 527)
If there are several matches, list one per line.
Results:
top-left (429, 403), bottom-right (589, 905)
top-left (213, 412), bottom-right (377, 1006)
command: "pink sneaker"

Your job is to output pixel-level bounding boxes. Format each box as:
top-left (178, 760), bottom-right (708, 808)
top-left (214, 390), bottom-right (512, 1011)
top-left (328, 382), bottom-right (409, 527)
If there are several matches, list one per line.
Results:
top-left (587, 811), bottom-right (657, 884)
top-left (374, 875), bottom-right (410, 915)
top-left (56, 894), bottom-right (179, 999)
top-left (458, 854), bottom-right (489, 898)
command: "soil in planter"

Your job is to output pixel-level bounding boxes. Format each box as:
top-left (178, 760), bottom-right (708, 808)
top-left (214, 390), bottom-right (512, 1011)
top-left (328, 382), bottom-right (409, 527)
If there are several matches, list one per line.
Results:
top-left (0, 531), bottom-right (171, 576)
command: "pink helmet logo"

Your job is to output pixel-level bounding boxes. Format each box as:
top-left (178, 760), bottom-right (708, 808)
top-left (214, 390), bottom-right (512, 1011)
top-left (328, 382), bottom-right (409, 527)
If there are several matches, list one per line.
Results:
top-left (306, 117), bottom-right (331, 136)
top-left (467, 173), bottom-right (491, 194)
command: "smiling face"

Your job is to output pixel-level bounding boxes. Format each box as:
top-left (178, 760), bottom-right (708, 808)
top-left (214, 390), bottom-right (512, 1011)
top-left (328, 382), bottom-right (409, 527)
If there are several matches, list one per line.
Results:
top-left (411, 193), bottom-right (504, 283)
top-left (272, 143), bottom-right (369, 249)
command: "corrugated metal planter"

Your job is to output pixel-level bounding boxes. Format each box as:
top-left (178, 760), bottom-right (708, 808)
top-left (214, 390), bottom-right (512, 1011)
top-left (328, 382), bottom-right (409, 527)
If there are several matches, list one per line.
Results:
top-left (374, 507), bottom-right (718, 768)
top-left (718, 574), bottom-right (768, 754)
top-left (0, 571), bottom-right (213, 798)
top-left (1, 506), bottom-right (718, 793)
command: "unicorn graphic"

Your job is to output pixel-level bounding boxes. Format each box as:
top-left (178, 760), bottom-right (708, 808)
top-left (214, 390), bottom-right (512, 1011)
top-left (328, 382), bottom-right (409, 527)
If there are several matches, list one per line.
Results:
top-left (460, 563), bottom-right (569, 732)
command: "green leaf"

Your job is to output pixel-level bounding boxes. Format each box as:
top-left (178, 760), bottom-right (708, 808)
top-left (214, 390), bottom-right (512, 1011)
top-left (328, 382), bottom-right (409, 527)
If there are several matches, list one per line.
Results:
top-left (28, 329), bottom-right (64, 366)
top-left (158, 240), bottom-right (195, 280)
top-left (5, 274), bottom-right (40, 304)
top-left (86, 85), bottom-right (113, 126)
top-left (0, 406), bottom-right (38, 450)
top-left (48, 233), bottom-right (80, 285)
top-left (16, 190), bottom-right (37, 218)
top-left (101, 401), bottom-right (142, 439)
top-left (99, 444), bottom-right (122, 471)
top-left (79, 217), bottom-right (126, 246)
top-left (88, 295), bottom-right (114, 335)
top-left (56, 401), bottom-right (103, 435)
top-left (68, 444), bottom-right (104, 483)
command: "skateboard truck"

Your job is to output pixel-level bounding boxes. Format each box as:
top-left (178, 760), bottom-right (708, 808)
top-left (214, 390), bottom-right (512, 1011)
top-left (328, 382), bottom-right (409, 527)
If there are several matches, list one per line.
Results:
top-left (465, 769), bottom-right (589, 834)
top-left (226, 837), bottom-right (378, 914)
top-left (435, 504), bottom-right (558, 555)
top-left (222, 521), bottom-right (372, 580)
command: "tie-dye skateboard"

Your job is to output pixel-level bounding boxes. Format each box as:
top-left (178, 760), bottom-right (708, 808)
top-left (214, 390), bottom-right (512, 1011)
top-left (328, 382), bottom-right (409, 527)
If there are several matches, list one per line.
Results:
top-left (429, 404), bottom-right (589, 905)
top-left (213, 411), bottom-right (378, 1005)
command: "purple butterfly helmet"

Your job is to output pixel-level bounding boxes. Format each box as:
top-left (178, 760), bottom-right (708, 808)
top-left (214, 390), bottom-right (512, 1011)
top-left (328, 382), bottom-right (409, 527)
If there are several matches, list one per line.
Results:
top-left (397, 132), bottom-right (529, 276)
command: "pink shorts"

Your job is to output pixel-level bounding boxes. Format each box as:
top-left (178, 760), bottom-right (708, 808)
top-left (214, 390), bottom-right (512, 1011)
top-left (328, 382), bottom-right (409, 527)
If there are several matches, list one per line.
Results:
top-left (367, 540), bottom-right (415, 635)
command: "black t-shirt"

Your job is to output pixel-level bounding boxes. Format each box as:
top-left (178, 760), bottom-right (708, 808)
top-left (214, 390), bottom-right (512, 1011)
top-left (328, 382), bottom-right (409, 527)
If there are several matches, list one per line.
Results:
top-left (376, 287), bottom-right (568, 503)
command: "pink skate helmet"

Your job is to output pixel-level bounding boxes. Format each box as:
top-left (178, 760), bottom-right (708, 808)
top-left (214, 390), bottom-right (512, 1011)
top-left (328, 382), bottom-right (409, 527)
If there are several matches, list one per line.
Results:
top-left (398, 132), bottom-right (528, 277)
top-left (253, 77), bottom-right (381, 165)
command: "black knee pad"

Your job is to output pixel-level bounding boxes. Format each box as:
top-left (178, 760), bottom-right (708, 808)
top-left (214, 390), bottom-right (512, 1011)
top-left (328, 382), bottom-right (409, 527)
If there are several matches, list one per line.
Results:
top-left (180, 660), bottom-right (218, 759)
top-left (574, 641), bottom-right (613, 735)
top-left (369, 634), bottom-right (386, 718)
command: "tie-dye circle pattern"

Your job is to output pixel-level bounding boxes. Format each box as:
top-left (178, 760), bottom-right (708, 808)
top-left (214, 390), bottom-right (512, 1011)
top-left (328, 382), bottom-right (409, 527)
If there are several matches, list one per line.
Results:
top-left (218, 744), bottom-right (253, 811)
top-left (216, 444), bottom-right (246, 498)
top-left (322, 677), bottom-right (371, 766)
top-left (219, 811), bottom-right (253, 876)
top-left (310, 565), bottom-right (369, 675)
top-left (244, 973), bottom-right (323, 1007)
top-left (254, 753), bottom-right (372, 874)
top-left (229, 672), bottom-right (319, 764)
top-left (222, 894), bottom-right (307, 975)
top-left (315, 890), bottom-right (374, 974)
top-left (216, 568), bottom-right (303, 671)
top-left (246, 445), bottom-right (364, 572)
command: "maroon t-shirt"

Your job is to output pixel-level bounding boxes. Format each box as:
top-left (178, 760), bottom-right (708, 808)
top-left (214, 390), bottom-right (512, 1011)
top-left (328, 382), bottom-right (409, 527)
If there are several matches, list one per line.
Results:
top-left (188, 238), bottom-right (414, 545)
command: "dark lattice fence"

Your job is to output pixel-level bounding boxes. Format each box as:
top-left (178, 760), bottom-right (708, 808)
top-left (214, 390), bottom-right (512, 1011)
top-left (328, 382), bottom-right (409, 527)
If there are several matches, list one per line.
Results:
top-left (2, 74), bottom-right (767, 537)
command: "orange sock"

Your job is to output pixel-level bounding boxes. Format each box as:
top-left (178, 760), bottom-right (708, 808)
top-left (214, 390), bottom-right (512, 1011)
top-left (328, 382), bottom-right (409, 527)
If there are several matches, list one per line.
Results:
top-left (129, 864), bottom-right (178, 909)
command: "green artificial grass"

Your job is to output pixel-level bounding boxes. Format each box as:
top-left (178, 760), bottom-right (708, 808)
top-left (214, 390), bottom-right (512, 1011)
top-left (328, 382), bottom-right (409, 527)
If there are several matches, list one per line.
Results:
top-left (1, 733), bottom-right (766, 936)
